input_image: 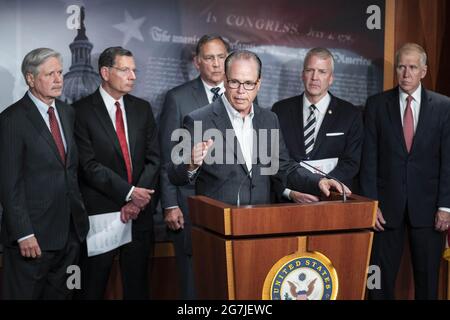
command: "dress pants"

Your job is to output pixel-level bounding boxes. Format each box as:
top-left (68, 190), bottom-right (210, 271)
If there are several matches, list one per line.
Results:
top-left (76, 229), bottom-right (153, 300)
top-left (2, 229), bottom-right (80, 300)
top-left (368, 213), bottom-right (444, 300)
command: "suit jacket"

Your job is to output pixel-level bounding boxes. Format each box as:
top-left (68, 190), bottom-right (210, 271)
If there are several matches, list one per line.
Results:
top-left (272, 93), bottom-right (363, 188)
top-left (73, 89), bottom-right (160, 231)
top-left (0, 94), bottom-right (89, 250)
top-left (159, 77), bottom-right (210, 254)
top-left (360, 86), bottom-right (450, 228)
top-left (169, 98), bottom-right (321, 205)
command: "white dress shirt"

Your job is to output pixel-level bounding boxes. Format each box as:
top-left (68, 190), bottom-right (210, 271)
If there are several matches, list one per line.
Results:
top-left (99, 85), bottom-right (134, 201)
top-left (283, 93), bottom-right (331, 199)
top-left (27, 91), bottom-right (67, 151)
top-left (222, 95), bottom-right (254, 173)
top-left (187, 95), bottom-right (255, 179)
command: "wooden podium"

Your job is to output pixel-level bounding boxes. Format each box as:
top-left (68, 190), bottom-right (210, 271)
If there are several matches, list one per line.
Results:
top-left (189, 194), bottom-right (377, 300)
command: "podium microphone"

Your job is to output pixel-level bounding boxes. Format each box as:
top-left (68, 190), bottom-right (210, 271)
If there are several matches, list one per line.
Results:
top-left (299, 161), bottom-right (347, 202)
top-left (236, 168), bottom-right (253, 206)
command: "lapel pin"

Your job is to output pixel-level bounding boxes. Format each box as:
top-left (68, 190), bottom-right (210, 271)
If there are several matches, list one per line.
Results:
top-left (328, 110), bottom-right (332, 114)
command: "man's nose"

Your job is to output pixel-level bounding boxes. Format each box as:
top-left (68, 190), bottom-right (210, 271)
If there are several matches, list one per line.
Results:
top-left (212, 56), bottom-right (220, 67)
top-left (55, 73), bottom-right (63, 82)
top-left (237, 83), bottom-right (246, 93)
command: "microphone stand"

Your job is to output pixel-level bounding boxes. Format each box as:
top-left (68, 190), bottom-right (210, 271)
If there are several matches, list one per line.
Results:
top-left (299, 161), bottom-right (347, 202)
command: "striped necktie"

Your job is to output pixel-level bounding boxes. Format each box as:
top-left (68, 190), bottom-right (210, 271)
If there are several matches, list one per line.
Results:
top-left (304, 104), bottom-right (317, 157)
top-left (211, 87), bottom-right (221, 102)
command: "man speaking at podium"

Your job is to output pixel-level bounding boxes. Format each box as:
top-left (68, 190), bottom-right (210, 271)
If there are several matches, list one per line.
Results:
top-left (169, 50), bottom-right (349, 206)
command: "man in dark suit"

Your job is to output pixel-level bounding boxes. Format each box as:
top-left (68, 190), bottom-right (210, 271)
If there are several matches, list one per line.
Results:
top-left (0, 48), bottom-right (89, 299)
top-left (169, 50), bottom-right (349, 206)
top-left (73, 47), bottom-right (160, 299)
top-left (272, 47), bottom-right (363, 203)
top-left (159, 34), bottom-right (229, 299)
top-left (360, 43), bottom-right (450, 299)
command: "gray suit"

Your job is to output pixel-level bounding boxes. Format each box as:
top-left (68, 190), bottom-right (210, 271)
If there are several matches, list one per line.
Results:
top-left (169, 98), bottom-right (322, 205)
top-left (159, 76), bottom-right (209, 299)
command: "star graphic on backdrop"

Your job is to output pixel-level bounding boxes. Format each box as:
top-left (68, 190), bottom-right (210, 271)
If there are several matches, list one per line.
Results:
top-left (113, 11), bottom-right (146, 46)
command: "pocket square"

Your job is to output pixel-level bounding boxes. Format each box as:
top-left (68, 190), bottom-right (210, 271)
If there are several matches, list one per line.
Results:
top-left (326, 132), bottom-right (344, 137)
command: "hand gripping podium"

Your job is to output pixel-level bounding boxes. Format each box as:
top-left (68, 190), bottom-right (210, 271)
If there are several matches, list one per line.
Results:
top-left (189, 194), bottom-right (377, 300)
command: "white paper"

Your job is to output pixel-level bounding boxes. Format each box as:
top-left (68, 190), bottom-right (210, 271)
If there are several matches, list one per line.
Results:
top-left (86, 211), bottom-right (132, 257)
top-left (300, 157), bottom-right (338, 175)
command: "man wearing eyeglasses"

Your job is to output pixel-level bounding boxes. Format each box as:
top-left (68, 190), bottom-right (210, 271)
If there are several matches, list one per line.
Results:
top-left (73, 46), bottom-right (160, 299)
top-left (272, 48), bottom-right (363, 204)
top-left (159, 34), bottom-right (229, 299)
top-left (169, 50), bottom-right (349, 210)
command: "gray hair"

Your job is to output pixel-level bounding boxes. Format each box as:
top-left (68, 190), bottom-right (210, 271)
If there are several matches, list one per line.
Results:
top-left (303, 47), bottom-right (335, 73)
top-left (395, 43), bottom-right (427, 66)
top-left (225, 50), bottom-right (262, 79)
top-left (21, 48), bottom-right (62, 82)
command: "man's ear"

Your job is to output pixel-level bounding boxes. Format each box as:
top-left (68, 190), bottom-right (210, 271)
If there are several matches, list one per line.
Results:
top-left (420, 65), bottom-right (428, 80)
top-left (26, 72), bottom-right (34, 88)
top-left (100, 66), bottom-right (110, 81)
top-left (193, 56), bottom-right (201, 71)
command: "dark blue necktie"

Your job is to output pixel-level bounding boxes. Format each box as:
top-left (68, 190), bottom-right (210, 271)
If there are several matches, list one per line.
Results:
top-left (211, 87), bottom-right (221, 102)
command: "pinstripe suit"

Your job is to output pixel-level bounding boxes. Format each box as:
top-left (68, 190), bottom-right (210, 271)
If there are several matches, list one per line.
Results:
top-left (0, 93), bottom-right (89, 299)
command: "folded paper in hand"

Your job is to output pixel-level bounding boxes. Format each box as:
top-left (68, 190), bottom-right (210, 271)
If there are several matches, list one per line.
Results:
top-left (86, 211), bottom-right (132, 257)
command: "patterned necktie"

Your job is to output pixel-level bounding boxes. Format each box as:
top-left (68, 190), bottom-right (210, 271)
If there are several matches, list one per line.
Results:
top-left (304, 104), bottom-right (317, 157)
top-left (403, 95), bottom-right (414, 153)
top-left (47, 106), bottom-right (66, 165)
top-left (115, 101), bottom-right (132, 184)
top-left (211, 87), bottom-right (221, 102)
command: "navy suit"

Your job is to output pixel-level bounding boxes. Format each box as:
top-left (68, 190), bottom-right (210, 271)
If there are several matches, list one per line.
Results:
top-left (360, 86), bottom-right (450, 299)
top-left (0, 94), bottom-right (89, 299)
top-left (272, 93), bottom-right (363, 189)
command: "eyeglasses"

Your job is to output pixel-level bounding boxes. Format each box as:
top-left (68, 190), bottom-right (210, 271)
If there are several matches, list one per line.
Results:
top-left (227, 79), bottom-right (258, 91)
top-left (110, 66), bottom-right (139, 75)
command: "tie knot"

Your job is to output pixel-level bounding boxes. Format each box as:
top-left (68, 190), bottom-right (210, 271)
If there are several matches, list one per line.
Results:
top-left (406, 95), bottom-right (413, 103)
top-left (47, 106), bottom-right (55, 114)
top-left (211, 87), bottom-right (220, 95)
top-left (309, 104), bottom-right (316, 113)
top-left (115, 101), bottom-right (121, 109)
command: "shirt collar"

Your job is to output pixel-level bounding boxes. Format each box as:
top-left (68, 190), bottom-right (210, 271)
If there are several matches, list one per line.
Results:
top-left (202, 80), bottom-right (225, 93)
top-left (27, 90), bottom-right (55, 112)
top-left (399, 84), bottom-right (422, 103)
top-left (303, 92), bottom-right (331, 114)
top-left (222, 95), bottom-right (254, 120)
top-left (99, 85), bottom-right (124, 112)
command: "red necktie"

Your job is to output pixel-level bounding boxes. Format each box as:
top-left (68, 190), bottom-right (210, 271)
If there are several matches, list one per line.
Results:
top-left (403, 95), bottom-right (414, 153)
top-left (47, 106), bottom-right (66, 165)
top-left (115, 101), bottom-right (132, 184)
